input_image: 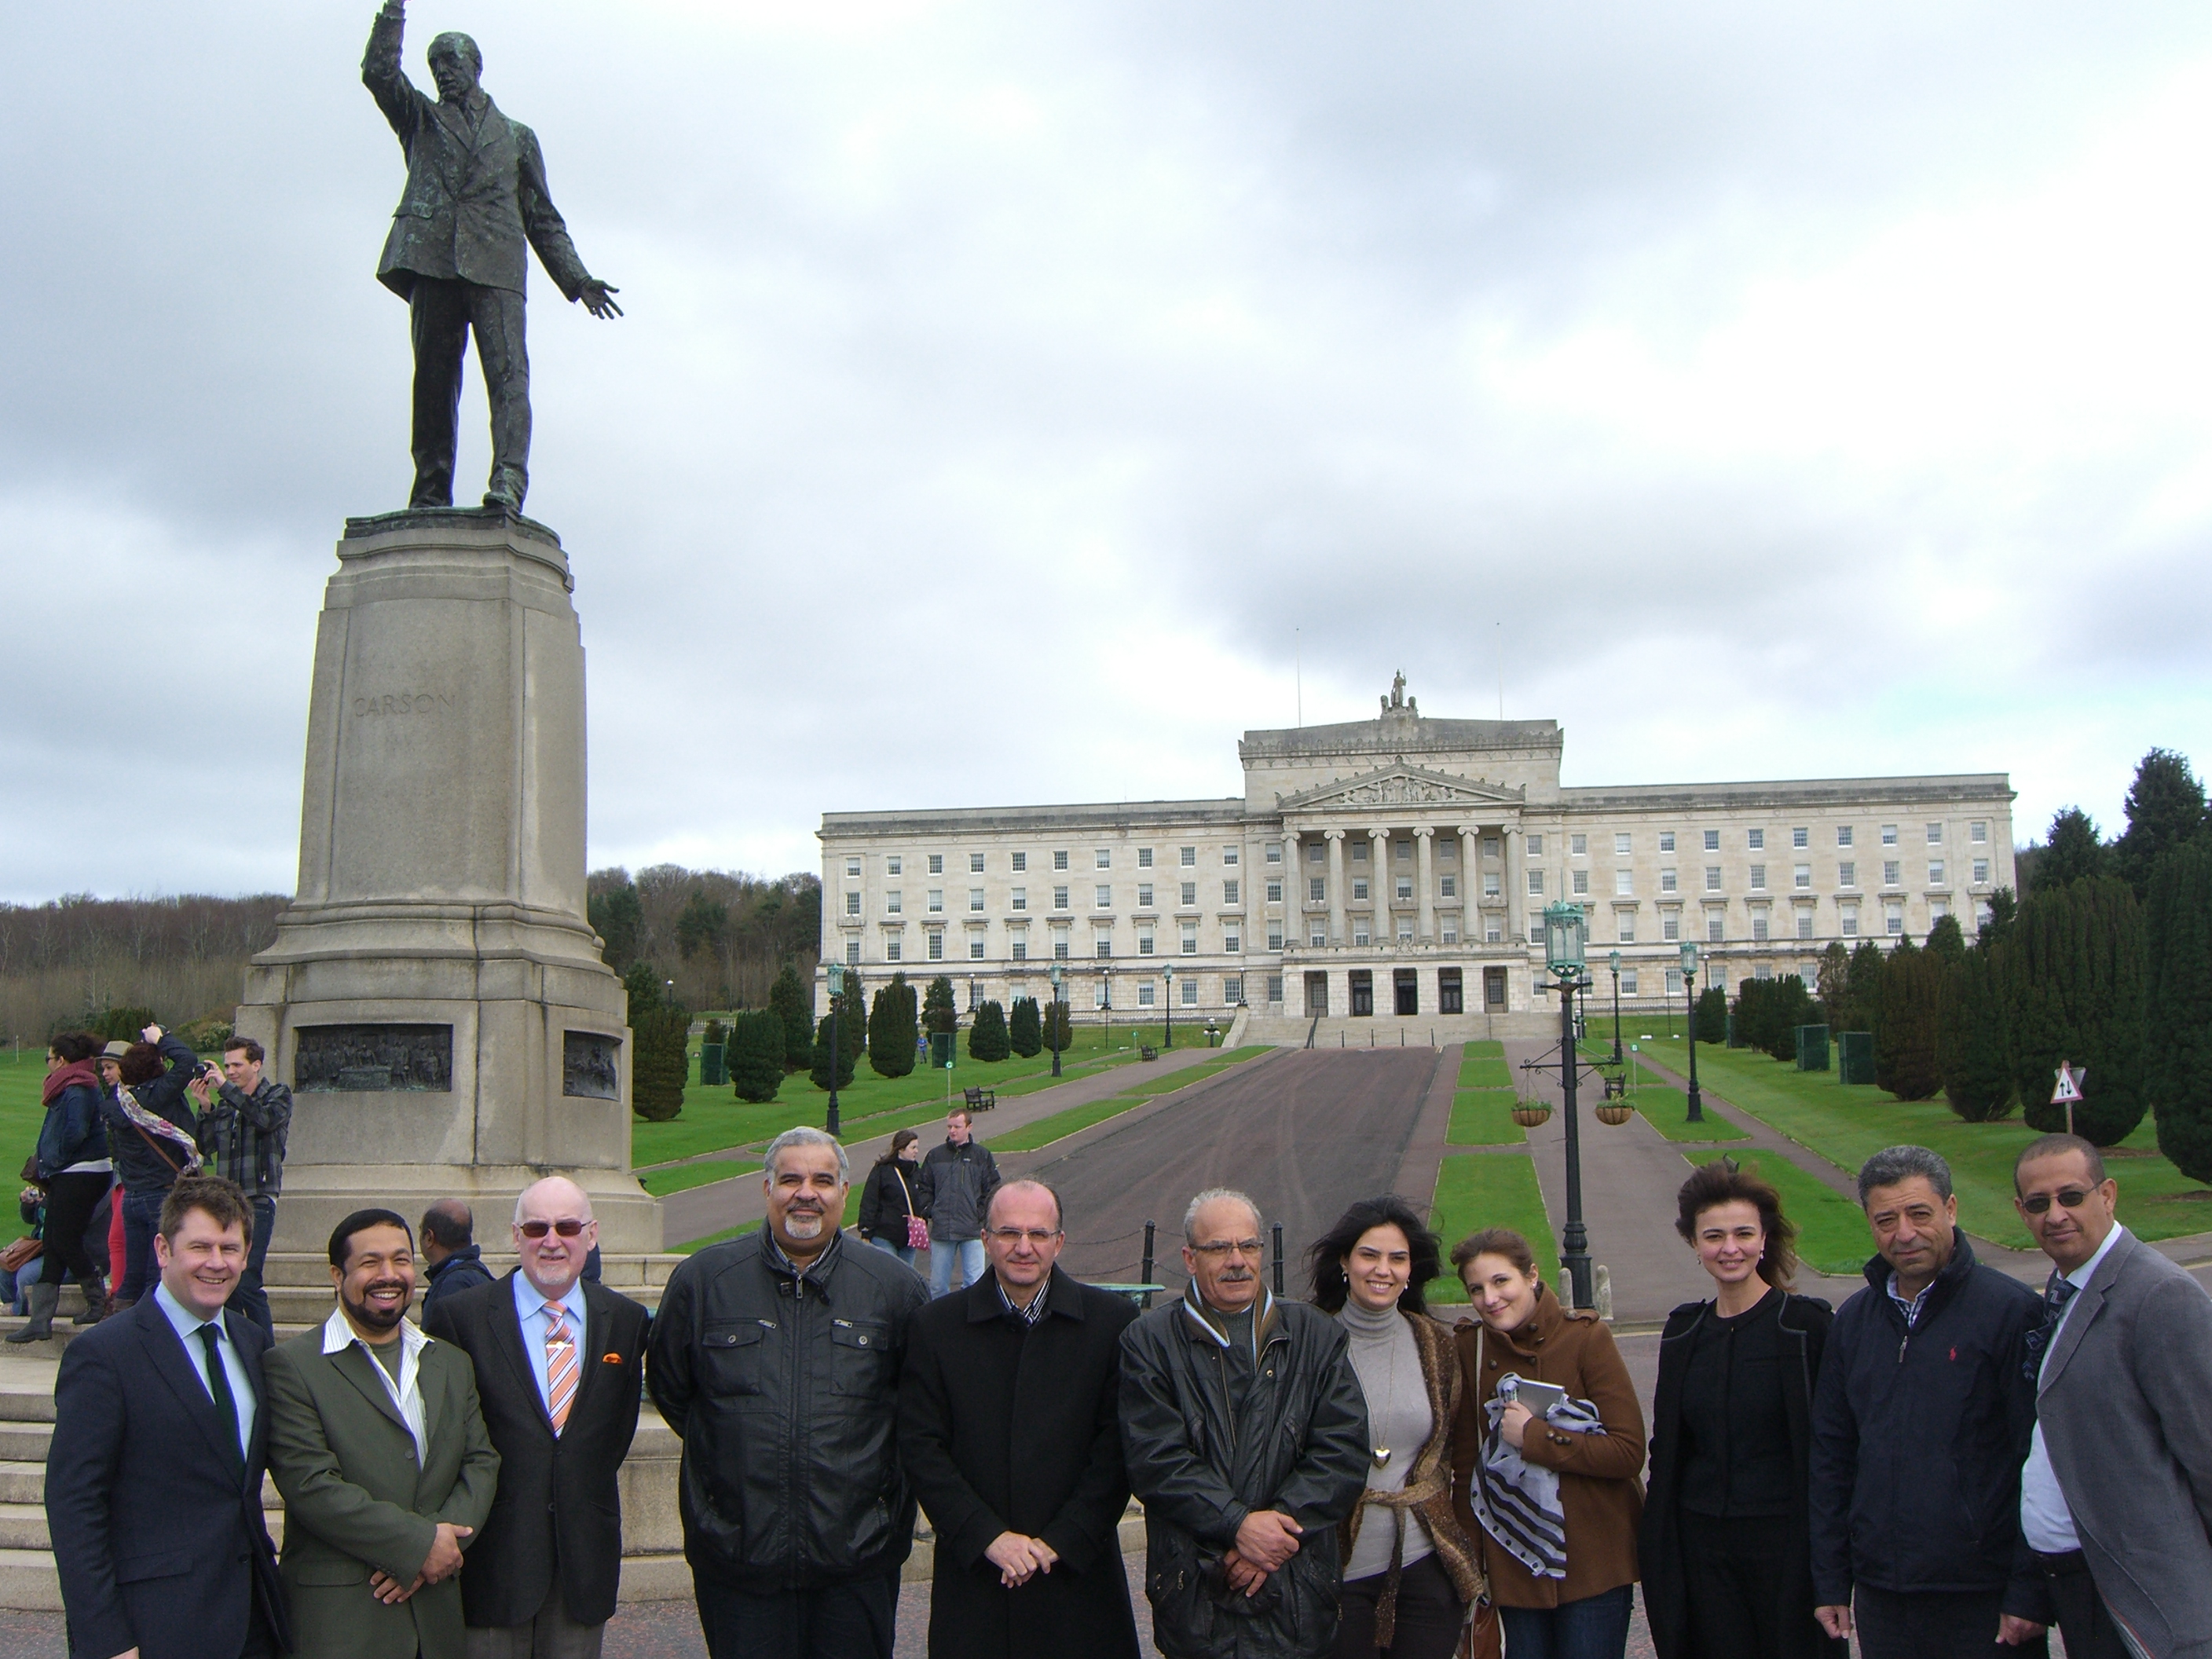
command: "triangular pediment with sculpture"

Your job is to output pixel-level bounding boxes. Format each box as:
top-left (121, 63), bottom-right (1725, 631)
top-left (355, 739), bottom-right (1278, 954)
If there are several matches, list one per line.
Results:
top-left (1277, 763), bottom-right (1526, 812)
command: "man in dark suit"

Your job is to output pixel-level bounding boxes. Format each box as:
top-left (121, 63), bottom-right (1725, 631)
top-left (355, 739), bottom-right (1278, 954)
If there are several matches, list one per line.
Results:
top-left (46, 1174), bottom-right (289, 1659)
top-left (263, 1208), bottom-right (500, 1659)
top-left (897, 1179), bottom-right (1142, 1659)
top-left (361, 0), bottom-right (621, 513)
top-left (423, 1177), bottom-right (650, 1658)
top-left (2007, 1133), bottom-right (2212, 1659)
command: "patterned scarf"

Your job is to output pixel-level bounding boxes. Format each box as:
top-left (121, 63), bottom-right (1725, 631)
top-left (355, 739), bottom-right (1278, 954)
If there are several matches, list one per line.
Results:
top-left (114, 1085), bottom-right (202, 1174)
top-left (1467, 1366), bottom-right (1607, 1580)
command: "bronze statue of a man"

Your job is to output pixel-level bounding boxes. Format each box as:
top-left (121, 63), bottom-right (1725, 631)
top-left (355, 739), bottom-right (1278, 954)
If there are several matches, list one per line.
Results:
top-left (362, 1), bottom-right (621, 513)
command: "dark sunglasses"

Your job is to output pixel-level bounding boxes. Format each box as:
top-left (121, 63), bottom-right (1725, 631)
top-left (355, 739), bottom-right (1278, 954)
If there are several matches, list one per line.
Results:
top-left (518, 1219), bottom-right (588, 1239)
top-left (2019, 1188), bottom-right (2093, 1216)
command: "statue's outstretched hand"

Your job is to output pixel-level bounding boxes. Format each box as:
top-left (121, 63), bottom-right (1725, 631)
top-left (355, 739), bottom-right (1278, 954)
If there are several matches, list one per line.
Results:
top-left (580, 280), bottom-right (623, 319)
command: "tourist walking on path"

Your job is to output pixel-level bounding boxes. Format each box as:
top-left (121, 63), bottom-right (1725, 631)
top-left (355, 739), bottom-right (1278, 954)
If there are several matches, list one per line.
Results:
top-left (917, 1108), bottom-right (1001, 1297)
top-left (1451, 1227), bottom-right (1646, 1659)
top-left (897, 1178), bottom-right (1144, 1659)
top-left (1640, 1160), bottom-right (1844, 1659)
top-left (13, 1032), bottom-right (110, 1342)
top-left (857, 1129), bottom-right (927, 1266)
top-left (99, 1026), bottom-right (204, 1312)
top-left (648, 1126), bottom-right (928, 1659)
top-left (1807, 1146), bottom-right (2046, 1659)
top-left (1306, 1196), bottom-right (1485, 1659)
top-left (2008, 1132), bottom-right (2212, 1659)
top-left (189, 1034), bottom-right (292, 1339)
top-left (1119, 1187), bottom-right (1371, 1659)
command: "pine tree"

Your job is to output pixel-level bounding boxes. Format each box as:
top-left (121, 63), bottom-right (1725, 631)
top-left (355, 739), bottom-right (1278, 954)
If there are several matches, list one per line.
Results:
top-left (1042, 996), bottom-right (1072, 1057)
top-left (591, 878), bottom-right (643, 973)
top-left (810, 1013), bottom-right (857, 1091)
top-left (2011, 877), bottom-right (2148, 1145)
top-left (1877, 938), bottom-right (1944, 1101)
top-left (2148, 841), bottom-right (2212, 1180)
top-left (968, 999), bottom-right (1010, 1062)
top-left (1925, 912), bottom-right (1967, 966)
top-left (2033, 808), bottom-right (2108, 893)
top-left (1765, 976), bottom-right (1812, 1064)
top-left (1943, 945), bottom-right (2015, 1122)
top-left (868, 973), bottom-right (918, 1079)
top-left (1694, 984), bottom-right (1727, 1044)
top-left (1815, 942), bottom-right (1851, 1024)
top-left (2115, 748), bottom-right (2207, 899)
top-left (767, 965), bottom-right (812, 1071)
top-left (728, 1010), bottom-right (786, 1104)
top-left (840, 972), bottom-right (869, 1068)
top-left (922, 976), bottom-right (958, 1037)
top-left (623, 961), bottom-right (687, 1122)
top-left (1008, 995), bottom-right (1042, 1057)
top-left (1843, 939), bottom-right (1887, 1039)
top-left (1979, 887), bottom-right (2019, 951)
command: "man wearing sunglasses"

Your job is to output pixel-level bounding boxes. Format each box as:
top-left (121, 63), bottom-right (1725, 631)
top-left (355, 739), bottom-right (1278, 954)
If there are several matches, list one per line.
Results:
top-left (2009, 1132), bottom-right (2212, 1659)
top-left (422, 1176), bottom-right (650, 1657)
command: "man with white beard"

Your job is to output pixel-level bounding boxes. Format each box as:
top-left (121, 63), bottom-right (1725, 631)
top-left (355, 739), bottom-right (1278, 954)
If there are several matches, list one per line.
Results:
top-left (649, 1127), bottom-right (930, 1659)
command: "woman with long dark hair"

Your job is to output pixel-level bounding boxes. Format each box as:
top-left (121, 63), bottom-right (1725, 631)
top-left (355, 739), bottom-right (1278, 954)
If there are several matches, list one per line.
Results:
top-left (13, 1032), bottom-right (110, 1342)
top-left (1450, 1227), bottom-right (1645, 1659)
top-left (855, 1128), bottom-right (925, 1266)
top-left (1640, 1160), bottom-right (1843, 1659)
top-left (1307, 1196), bottom-right (1485, 1659)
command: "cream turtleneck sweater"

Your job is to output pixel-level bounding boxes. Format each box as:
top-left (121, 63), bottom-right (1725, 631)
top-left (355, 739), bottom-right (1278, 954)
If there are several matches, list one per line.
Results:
top-left (1336, 1296), bottom-right (1434, 1580)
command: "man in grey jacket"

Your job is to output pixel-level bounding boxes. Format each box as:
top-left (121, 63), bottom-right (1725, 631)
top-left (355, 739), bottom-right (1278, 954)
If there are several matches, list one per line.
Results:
top-left (2008, 1132), bottom-right (2212, 1659)
top-left (916, 1108), bottom-right (1001, 1298)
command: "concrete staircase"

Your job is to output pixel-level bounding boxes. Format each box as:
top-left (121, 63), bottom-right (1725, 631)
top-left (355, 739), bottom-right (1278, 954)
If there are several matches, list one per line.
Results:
top-left (1238, 1010), bottom-right (1555, 1048)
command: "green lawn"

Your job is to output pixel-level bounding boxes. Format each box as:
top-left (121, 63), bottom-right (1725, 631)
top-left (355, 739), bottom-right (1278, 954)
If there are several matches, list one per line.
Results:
top-left (1624, 1084), bottom-right (1751, 1143)
top-left (1635, 1038), bottom-right (2212, 1251)
top-left (991, 1095), bottom-right (1146, 1153)
top-left (639, 1160), bottom-right (760, 1199)
top-left (1428, 1152), bottom-right (1561, 1303)
top-left (1456, 1050), bottom-right (1512, 1090)
top-left (1462, 1040), bottom-right (1505, 1059)
top-left (1446, 1090), bottom-right (1525, 1147)
top-left (0, 1051), bottom-right (50, 1159)
top-left (1667, 1147), bottom-right (1874, 1279)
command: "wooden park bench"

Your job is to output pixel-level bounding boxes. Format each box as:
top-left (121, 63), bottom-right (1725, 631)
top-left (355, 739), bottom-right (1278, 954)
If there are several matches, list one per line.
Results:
top-left (962, 1086), bottom-right (997, 1111)
top-left (1138, 1046), bottom-right (1159, 1062)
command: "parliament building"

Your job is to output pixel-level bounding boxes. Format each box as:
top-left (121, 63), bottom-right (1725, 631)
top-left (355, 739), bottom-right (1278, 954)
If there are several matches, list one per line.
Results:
top-left (815, 680), bottom-right (2016, 1040)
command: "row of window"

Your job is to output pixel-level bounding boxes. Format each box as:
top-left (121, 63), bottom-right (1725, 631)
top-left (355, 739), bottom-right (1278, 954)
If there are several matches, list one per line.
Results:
top-left (1533, 821), bottom-right (1989, 857)
top-left (1527, 858), bottom-right (1989, 899)
top-left (844, 844), bottom-right (1251, 880)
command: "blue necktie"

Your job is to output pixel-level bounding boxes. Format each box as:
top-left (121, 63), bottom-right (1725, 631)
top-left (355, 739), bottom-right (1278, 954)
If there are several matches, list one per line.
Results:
top-left (198, 1324), bottom-right (245, 1478)
top-left (2021, 1271), bottom-right (2078, 1381)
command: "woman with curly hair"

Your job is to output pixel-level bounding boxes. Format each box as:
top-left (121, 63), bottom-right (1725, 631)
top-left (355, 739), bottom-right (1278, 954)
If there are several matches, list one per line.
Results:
top-left (1639, 1159), bottom-right (1844, 1659)
top-left (1306, 1196), bottom-right (1485, 1659)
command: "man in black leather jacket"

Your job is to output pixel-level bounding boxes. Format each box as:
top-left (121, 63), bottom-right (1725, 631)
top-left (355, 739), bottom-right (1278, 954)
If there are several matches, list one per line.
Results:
top-left (649, 1126), bottom-right (929, 1659)
top-left (1119, 1188), bottom-right (1370, 1659)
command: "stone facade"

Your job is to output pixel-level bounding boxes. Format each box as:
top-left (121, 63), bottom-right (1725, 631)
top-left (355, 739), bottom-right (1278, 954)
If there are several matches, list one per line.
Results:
top-left (816, 681), bottom-right (2015, 1035)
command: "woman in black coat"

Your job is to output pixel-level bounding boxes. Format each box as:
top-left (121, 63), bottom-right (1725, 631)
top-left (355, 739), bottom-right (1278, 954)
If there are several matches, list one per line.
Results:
top-left (1641, 1159), bottom-right (1844, 1659)
top-left (855, 1129), bottom-right (924, 1265)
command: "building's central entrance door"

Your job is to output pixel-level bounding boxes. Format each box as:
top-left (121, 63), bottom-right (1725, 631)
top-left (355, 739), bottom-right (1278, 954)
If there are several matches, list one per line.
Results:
top-left (1349, 971), bottom-right (1374, 1016)
top-left (1393, 969), bottom-right (1419, 1016)
top-left (1439, 968), bottom-right (1463, 1014)
top-left (1305, 971), bottom-right (1329, 1016)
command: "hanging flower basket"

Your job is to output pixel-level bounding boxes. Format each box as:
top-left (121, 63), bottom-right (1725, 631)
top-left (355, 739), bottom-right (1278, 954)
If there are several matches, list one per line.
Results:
top-left (1594, 1103), bottom-right (1635, 1126)
top-left (1511, 1101), bottom-right (1554, 1129)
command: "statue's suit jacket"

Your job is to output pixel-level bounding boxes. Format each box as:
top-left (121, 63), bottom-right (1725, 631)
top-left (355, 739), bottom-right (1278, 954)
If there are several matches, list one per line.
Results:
top-left (361, 4), bottom-right (592, 302)
top-left (2037, 1228), bottom-right (2212, 1659)
top-left (263, 1321), bottom-right (501, 1659)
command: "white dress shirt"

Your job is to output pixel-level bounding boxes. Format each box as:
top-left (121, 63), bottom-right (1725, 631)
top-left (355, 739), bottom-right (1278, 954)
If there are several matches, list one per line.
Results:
top-left (512, 1269), bottom-right (590, 1419)
top-left (153, 1281), bottom-right (256, 1463)
top-left (2019, 1223), bottom-right (2128, 1553)
top-left (320, 1305), bottom-right (433, 1462)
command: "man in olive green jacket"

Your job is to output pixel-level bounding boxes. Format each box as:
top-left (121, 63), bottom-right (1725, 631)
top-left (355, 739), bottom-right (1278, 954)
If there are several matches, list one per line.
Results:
top-left (265, 1207), bottom-right (500, 1659)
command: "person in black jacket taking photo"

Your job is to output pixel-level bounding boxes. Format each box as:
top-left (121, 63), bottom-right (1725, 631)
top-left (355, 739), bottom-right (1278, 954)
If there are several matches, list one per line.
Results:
top-left (1808, 1145), bottom-right (2046, 1659)
top-left (1643, 1159), bottom-right (1844, 1659)
top-left (99, 1027), bottom-right (203, 1315)
top-left (856, 1129), bottom-right (925, 1267)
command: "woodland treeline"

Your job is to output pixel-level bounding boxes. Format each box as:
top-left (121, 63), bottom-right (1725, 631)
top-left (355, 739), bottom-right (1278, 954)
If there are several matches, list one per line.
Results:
top-left (0, 892), bottom-right (287, 1044)
top-left (586, 865), bottom-right (822, 1013)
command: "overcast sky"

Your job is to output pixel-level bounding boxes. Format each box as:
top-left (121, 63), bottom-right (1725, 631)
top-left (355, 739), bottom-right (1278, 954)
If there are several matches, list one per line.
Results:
top-left (4, 2), bottom-right (2208, 903)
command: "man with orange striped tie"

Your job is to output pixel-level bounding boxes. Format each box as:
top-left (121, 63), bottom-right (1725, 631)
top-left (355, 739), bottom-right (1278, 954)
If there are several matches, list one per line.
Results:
top-left (425, 1176), bottom-right (652, 1658)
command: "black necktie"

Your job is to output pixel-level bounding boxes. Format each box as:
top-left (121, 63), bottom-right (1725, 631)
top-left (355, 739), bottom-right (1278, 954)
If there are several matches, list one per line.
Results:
top-left (198, 1323), bottom-right (245, 1478)
top-left (2021, 1271), bottom-right (2079, 1381)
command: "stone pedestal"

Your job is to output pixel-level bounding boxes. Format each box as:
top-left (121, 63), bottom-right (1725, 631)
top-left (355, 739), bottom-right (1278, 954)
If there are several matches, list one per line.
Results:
top-left (235, 508), bottom-right (657, 1255)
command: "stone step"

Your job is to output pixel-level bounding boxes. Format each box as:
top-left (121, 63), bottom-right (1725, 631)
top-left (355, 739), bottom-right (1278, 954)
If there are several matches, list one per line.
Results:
top-left (0, 1548), bottom-right (60, 1613)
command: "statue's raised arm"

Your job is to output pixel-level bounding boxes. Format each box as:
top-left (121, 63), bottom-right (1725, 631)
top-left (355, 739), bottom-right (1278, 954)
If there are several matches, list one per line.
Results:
top-left (361, 0), bottom-right (620, 513)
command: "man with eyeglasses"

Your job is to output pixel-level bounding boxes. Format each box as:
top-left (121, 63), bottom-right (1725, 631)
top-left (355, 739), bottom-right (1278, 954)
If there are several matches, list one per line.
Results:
top-left (2004, 1132), bottom-right (2212, 1659)
top-left (1119, 1188), bottom-right (1369, 1658)
top-left (650, 1125), bottom-right (930, 1659)
top-left (423, 1176), bottom-right (650, 1657)
top-left (898, 1179), bottom-right (1144, 1659)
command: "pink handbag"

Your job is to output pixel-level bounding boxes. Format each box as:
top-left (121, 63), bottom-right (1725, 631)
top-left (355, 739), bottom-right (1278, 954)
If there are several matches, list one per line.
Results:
top-left (896, 1169), bottom-right (929, 1251)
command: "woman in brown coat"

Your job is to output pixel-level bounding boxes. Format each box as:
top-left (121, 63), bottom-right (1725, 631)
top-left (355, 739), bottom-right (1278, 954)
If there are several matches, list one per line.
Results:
top-left (1450, 1228), bottom-right (1645, 1659)
top-left (1307, 1196), bottom-right (1486, 1659)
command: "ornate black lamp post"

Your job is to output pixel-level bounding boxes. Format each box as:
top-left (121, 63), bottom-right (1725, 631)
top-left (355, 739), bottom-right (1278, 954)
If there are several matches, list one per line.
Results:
top-left (1049, 961), bottom-right (1064, 1078)
top-left (1681, 939), bottom-right (1704, 1124)
top-left (1163, 964), bottom-right (1174, 1050)
top-left (825, 961), bottom-right (845, 1137)
top-left (1606, 947), bottom-right (1623, 1065)
top-left (1544, 901), bottom-right (1595, 1310)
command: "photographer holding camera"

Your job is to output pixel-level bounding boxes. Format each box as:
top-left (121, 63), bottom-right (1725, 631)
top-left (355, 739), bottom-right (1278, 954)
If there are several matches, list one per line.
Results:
top-left (189, 1036), bottom-right (291, 1341)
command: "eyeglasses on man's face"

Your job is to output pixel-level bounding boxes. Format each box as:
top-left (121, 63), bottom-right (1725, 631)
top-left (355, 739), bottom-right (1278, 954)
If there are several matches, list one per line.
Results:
top-left (2019, 1187), bottom-right (2096, 1216)
top-left (518, 1218), bottom-right (589, 1239)
top-left (986, 1227), bottom-right (1061, 1247)
top-left (1192, 1239), bottom-right (1264, 1259)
